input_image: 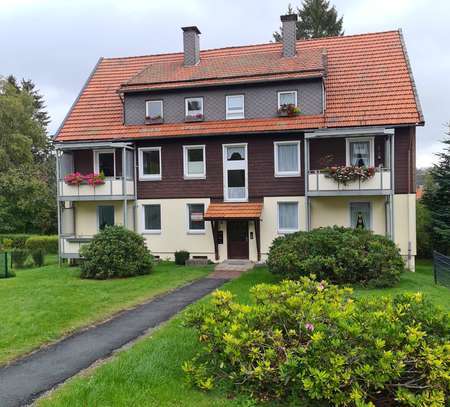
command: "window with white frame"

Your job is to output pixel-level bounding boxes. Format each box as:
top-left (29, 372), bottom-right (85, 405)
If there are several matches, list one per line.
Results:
top-left (183, 145), bottom-right (206, 178)
top-left (139, 147), bottom-right (161, 180)
top-left (94, 150), bottom-right (115, 177)
top-left (97, 205), bottom-right (115, 231)
top-left (226, 95), bottom-right (245, 119)
top-left (185, 97), bottom-right (203, 118)
top-left (346, 137), bottom-right (374, 167)
top-left (278, 91), bottom-right (297, 108)
top-left (274, 141), bottom-right (300, 177)
top-left (350, 202), bottom-right (371, 230)
top-left (145, 100), bottom-right (163, 120)
top-left (278, 202), bottom-right (299, 233)
top-left (143, 204), bottom-right (161, 233)
top-left (223, 144), bottom-right (247, 201)
top-left (187, 203), bottom-right (205, 233)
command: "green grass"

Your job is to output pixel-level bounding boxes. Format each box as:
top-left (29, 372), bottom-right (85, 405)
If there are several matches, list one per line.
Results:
top-left (0, 261), bottom-right (212, 365)
top-left (38, 261), bottom-right (449, 407)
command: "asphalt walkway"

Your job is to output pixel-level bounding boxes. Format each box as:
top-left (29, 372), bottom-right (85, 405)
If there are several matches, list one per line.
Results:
top-left (0, 277), bottom-right (228, 407)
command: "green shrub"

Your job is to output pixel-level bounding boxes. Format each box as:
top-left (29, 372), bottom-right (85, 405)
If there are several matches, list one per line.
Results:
top-left (267, 226), bottom-right (404, 287)
top-left (11, 249), bottom-right (29, 268)
top-left (0, 234), bottom-right (32, 249)
top-left (183, 278), bottom-right (450, 406)
top-left (417, 202), bottom-right (433, 258)
top-left (175, 250), bottom-right (190, 265)
top-left (25, 235), bottom-right (58, 255)
top-left (80, 226), bottom-right (153, 279)
top-left (31, 249), bottom-right (45, 267)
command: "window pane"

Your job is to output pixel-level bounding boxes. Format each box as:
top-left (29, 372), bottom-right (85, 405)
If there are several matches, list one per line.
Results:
top-left (228, 170), bottom-right (245, 187)
top-left (277, 143), bottom-right (298, 173)
top-left (350, 141), bottom-right (370, 167)
top-left (278, 202), bottom-right (298, 231)
top-left (144, 205), bottom-right (161, 230)
top-left (143, 150), bottom-right (160, 175)
top-left (98, 153), bottom-right (114, 177)
top-left (350, 203), bottom-right (371, 230)
top-left (228, 95), bottom-right (243, 110)
top-left (187, 148), bottom-right (204, 175)
top-left (279, 92), bottom-right (296, 106)
top-left (227, 146), bottom-right (245, 161)
top-left (187, 98), bottom-right (202, 115)
top-left (98, 206), bottom-right (114, 230)
top-left (147, 101), bottom-right (162, 118)
top-left (188, 204), bottom-right (205, 230)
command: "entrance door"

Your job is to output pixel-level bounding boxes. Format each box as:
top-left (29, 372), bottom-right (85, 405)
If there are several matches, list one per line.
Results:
top-left (227, 221), bottom-right (249, 259)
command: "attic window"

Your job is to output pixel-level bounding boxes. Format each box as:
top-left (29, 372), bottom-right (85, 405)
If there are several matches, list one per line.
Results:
top-left (185, 97), bottom-right (204, 121)
top-left (278, 91), bottom-right (297, 108)
top-left (146, 100), bottom-right (163, 122)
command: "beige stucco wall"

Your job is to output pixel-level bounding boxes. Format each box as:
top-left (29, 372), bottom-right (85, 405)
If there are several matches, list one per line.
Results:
top-left (394, 194), bottom-right (416, 269)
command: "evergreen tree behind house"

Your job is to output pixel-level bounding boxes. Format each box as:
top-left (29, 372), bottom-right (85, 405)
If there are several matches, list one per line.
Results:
top-left (273, 0), bottom-right (344, 41)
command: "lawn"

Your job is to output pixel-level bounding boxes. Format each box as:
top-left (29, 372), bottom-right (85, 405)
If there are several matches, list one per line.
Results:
top-left (38, 261), bottom-right (449, 407)
top-left (0, 260), bottom-right (212, 365)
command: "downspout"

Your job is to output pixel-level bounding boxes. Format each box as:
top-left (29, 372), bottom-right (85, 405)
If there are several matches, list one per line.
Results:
top-left (407, 128), bottom-right (413, 269)
top-left (133, 146), bottom-right (138, 233)
top-left (390, 132), bottom-right (395, 241)
top-left (56, 150), bottom-right (62, 267)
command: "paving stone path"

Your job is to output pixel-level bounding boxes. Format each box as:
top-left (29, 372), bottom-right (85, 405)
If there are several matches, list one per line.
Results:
top-left (0, 277), bottom-right (228, 407)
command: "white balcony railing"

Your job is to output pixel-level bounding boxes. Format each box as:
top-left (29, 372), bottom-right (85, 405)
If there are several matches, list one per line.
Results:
top-left (60, 236), bottom-right (93, 258)
top-left (58, 177), bottom-right (135, 199)
top-left (308, 168), bottom-right (391, 194)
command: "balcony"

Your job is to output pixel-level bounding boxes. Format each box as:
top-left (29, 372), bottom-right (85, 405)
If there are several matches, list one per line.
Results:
top-left (60, 236), bottom-right (93, 259)
top-left (58, 177), bottom-right (135, 201)
top-left (307, 168), bottom-right (392, 196)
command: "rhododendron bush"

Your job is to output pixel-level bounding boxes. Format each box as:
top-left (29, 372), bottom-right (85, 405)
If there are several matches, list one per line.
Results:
top-left (183, 277), bottom-right (449, 406)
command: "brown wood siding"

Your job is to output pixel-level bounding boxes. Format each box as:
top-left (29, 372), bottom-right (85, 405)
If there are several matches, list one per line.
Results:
top-left (136, 134), bottom-right (304, 200)
top-left (73, 149), bottom-right (123, 176)
top-left (395, 126), bottom-right (415, 194)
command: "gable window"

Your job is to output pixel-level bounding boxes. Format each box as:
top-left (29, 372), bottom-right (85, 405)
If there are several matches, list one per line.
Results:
top-left (139, 147), bottom-right (161, 181)
top-left (346, 137), bottom-right (374, 167)
top-left (94, 150), bottom-right (115, 177)
top-left (185, 97), bottom-right (203, 119)
top-left (97, 205), bottom-right (115, 231)
top-left (183, 145), bottom-right (206, 179)
top-left (350, 202), bottom-right (371, 230)
top-left (145, 100), bottom-right (163, 120)
top-left (226, 95), bottom-right (245, 120)
top-left (187, 203), bottom-right (205, 233)
top-left (223, 144), bottom-right (248, 201)
top-left (278, 202), bottom-right (299, 233)
top-left (278, 91), bottom-right (297, 108)
top-left (143, 204), bottom-right (161, 233)
top-left (274, 141), bottom-right (300, 177)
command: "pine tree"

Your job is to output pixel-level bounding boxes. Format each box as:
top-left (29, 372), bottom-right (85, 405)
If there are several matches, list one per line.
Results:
top-left (273, 0), bottom-right (344, 41)
top-left (423, 126), bottom-right (450, 255)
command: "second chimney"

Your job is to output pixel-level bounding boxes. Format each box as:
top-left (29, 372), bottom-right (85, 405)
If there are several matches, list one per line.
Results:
top-left (182, 26), bottom-right (201, 66)
top-left (280, 14), bottom-right (298, 57)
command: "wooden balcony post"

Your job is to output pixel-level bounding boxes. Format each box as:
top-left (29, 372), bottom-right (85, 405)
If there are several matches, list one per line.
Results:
top-left (211, 220), bottom-right (219, 261)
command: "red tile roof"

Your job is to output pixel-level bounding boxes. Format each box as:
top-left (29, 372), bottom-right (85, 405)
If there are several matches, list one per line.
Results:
top-left (204, 203), bottom-right (263, 220)
top-left (55, 30), bottom-right (423, 142)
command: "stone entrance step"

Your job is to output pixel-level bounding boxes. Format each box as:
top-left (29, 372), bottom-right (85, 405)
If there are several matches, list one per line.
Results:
top-left (210, 260), bottom-right (254, 279)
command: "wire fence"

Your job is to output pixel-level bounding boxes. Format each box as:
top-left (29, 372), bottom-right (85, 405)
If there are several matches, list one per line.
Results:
top-left (0, 252), bottom-right (11, 279)
top-left (433, 251), bottom-right (450, 288)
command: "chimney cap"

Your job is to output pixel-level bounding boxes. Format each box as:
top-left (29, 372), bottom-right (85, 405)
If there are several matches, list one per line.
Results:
top-left (280, 14), bottom-right (298, 22)
top-left (182, 26), bottom-right (201, 34)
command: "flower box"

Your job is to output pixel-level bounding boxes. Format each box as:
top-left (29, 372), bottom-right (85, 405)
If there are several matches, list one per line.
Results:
top-left (145, 116), bottom-right (164, 125)
top-left (323, 166), bottom-right (376, 185)
top-left (64, 172), bottom-right (105, 186)
top-left (277, 103), bottom-right (301, 117)
top-left (185, 114), bottom-right (204, 122)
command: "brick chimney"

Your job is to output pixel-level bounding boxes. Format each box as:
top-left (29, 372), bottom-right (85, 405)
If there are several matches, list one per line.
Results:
top-left (280, 14), bottom-right (298, 57)
top-left (182, 26), bottom-right (201, 66)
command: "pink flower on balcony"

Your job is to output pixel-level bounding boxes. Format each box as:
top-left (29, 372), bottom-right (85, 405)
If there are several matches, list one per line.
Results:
top-left (84, 172), bottom-right (106, 186)
top-left (64, 172), bottom-right (84, 185)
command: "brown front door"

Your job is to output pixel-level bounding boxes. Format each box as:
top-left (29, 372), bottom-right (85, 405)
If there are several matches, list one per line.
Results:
top-left (227, 221), bottom-right (249, 259)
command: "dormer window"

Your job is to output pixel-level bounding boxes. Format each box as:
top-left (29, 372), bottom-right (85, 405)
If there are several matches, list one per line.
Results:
top-left (185, 97), bottom-right (204, 121)
top-left (145, 100), bottom-right (163, 124)
top-left (226, 95), bottom-right (245, 119)
top-left (278, 91), bottom-right (297, 108)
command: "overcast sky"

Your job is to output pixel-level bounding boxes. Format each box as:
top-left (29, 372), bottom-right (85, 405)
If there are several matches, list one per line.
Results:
top-left (1, 0), bottom-right (448, 167)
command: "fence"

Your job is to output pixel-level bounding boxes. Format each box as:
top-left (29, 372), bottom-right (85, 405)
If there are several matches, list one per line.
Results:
top-left (0, 252), bottom-right (11, 279)
top-left (433, 251), bottom-right (450, 288)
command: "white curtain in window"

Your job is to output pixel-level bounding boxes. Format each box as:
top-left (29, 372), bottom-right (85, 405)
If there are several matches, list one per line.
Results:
top-left (350, 141), bottom-right (370, 166)
top-left (350, 203), bottom-right (371, 230)
top-left (278, 202), bottom-right (298, 231)
top-left (227, 146), bottom-right (245, 160)
top-left (279, 92), bottom-right (296, 106)
top-left (277, 143), bottom-right (298, 172)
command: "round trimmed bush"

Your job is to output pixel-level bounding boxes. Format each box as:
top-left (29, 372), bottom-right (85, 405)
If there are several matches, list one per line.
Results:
top-left (267, 226), bottom-right (404, 287)
top-left (175, 250), bottom-right (190, 265)
top-left (80, 226), bottom-right (153, 279)
top-left (184, 278), bottom-right (450, 406)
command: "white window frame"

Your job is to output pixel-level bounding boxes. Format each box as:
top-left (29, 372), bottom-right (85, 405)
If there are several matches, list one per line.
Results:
top-left (186, 203), bottom-right (206, 234)
top-left (274, 140), bottom-right (301, 177)
top-left (185, 97), bottom-right (204, 117)
top-left (222, 143), bottom-right (248, 202)
top-left (138, 147), bottom-right (162, 181)
top-left (145, 100), bottom-right (163, 119)
top-left (96, 205), bottom-right (115, 232)
top-left (226, 94), bottom-right (245, 120)
top-left (142, 204), bottom-right (162, 234)
top-left (183, 145), bottom-right (206, 179)
top-left (93, 149), bottom-right (116, 178)
top-left (349, 201), bottom-right (372, 231)
top-left (277, 90), bottom-right (298, 109)
top-left (277, 201), bottom-right (300, 234)
top-left (345, 137), bottom-right (375, 167)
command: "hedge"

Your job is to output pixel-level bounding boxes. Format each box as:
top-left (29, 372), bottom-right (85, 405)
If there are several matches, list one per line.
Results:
top-left (0, 234), bottom-right (33, 249)
top-left (25, 236), bottom-right (58, 254)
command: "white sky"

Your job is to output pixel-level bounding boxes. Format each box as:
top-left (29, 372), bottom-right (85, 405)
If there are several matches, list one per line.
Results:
top-left (1, 0), bottom-right (448, 167)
